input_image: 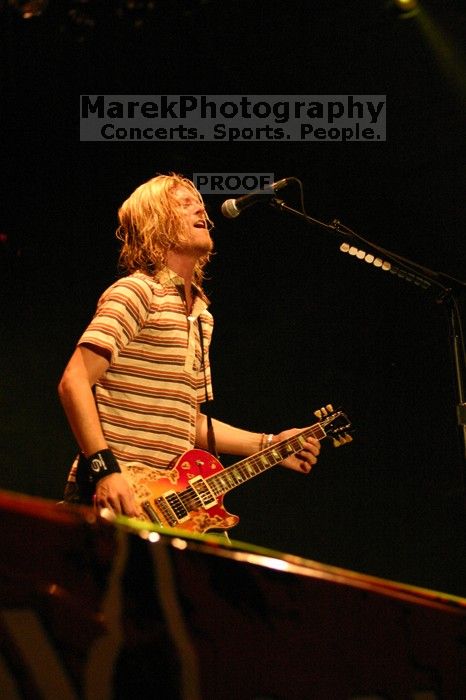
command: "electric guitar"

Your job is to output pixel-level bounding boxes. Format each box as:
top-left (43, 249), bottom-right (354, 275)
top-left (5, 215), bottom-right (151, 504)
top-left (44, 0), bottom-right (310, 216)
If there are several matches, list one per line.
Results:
top-left (123, 405), bottom-right (352, 534)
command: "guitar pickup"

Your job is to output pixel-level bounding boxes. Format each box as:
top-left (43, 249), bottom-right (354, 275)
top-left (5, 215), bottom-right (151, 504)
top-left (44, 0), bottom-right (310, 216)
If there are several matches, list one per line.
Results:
top-left (155, 491), bottom-right (190, 526)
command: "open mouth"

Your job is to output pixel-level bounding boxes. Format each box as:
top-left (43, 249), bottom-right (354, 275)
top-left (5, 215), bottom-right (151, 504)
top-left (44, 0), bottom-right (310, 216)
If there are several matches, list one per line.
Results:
top-left (194, 221), bottom-right (206, 228)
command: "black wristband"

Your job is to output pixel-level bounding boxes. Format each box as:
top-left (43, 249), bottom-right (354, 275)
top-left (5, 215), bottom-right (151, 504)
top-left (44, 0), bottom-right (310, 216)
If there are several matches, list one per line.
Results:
top-left (86, 449), bottom-right (121, 485)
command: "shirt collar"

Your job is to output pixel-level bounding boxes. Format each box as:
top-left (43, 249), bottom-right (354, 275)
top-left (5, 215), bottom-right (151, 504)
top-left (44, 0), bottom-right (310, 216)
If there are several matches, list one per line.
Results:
top-left (156, 267), bottom-right (210, 308)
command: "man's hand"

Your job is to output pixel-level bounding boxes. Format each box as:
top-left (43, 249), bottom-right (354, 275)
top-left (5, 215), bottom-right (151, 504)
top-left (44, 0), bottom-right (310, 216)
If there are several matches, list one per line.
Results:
top-left (94, 473), bottom-right (142, 518)
top-left (273, 428), bottom-right (321, 474)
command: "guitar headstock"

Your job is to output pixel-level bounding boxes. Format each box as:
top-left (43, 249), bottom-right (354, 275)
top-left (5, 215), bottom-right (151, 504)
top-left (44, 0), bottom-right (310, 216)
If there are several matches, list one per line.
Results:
top-left (314, 404), bottom-right (353, 447)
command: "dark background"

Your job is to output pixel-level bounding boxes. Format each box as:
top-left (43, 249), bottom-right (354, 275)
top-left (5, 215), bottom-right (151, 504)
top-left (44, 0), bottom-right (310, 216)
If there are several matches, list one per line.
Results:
top-left (1, 0), bottom-right (465, 595)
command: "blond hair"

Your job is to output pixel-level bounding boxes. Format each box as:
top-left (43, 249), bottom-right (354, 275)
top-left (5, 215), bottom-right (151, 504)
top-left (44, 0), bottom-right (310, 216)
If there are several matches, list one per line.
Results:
top-left (116, 173), bottom-right (212, 284)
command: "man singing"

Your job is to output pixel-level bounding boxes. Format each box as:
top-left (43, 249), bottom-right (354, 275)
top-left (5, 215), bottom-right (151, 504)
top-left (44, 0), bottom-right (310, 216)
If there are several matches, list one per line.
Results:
top-left (58, 173), bottom-right (320, 519)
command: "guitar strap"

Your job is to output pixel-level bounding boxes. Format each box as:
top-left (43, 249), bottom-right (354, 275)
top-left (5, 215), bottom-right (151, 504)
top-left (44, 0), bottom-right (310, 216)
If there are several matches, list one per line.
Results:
top-left (198, 316), bottom-right (219, 458)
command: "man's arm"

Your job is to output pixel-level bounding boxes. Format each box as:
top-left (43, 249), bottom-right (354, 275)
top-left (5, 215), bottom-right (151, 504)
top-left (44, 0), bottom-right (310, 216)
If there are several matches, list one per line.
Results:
top-left (195, 413), bottom-right (320, 473)
top-left (58, 345), bottom-right (140, 516)
top-left (58, 345), bottom-right (110, 456)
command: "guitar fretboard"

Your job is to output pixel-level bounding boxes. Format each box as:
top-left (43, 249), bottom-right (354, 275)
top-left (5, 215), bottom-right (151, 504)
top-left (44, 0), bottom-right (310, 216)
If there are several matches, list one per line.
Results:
top-left (206, 422), bottom-right (327, 496)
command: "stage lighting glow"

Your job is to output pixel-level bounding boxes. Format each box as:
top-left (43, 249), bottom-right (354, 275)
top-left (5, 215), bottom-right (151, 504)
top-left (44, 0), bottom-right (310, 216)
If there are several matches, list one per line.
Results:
top-left (8, 0), bottom-right (48, 19)
top-left (390, 0), bottom-right (421, 19)
top-left (393, 0), bottom-right (418, 11)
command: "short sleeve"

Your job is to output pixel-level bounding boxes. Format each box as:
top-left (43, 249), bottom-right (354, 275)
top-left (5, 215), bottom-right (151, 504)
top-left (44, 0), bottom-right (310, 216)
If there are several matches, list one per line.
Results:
top-left (78, 275), bottom-right (153, 363)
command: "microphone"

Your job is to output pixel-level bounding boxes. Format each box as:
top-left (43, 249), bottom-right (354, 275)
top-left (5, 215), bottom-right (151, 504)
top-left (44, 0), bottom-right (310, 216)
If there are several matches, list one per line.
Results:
top-left (221, 178), bottom-right (291, 218)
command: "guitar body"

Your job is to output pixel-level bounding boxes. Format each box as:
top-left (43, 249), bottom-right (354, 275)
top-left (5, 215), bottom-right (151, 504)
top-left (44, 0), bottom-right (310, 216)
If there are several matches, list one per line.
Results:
top-left (123, 449), bottom-right (240, 534)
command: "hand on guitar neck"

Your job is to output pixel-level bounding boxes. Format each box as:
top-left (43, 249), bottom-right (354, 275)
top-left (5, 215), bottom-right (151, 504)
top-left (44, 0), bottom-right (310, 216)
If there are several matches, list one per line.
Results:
top-left (270, 428), bottom-right (320, 474)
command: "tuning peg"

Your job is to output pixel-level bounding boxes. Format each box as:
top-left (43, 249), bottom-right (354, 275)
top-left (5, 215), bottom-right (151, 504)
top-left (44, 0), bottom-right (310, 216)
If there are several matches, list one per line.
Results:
top-left (320, 406), bottom-right (328, 417)
top-left (333, 433), bottom-right (353, 448)
top-left (326, 404), bottom-right (334, 413)
top-left (314, 409), bottom-right (322, 420)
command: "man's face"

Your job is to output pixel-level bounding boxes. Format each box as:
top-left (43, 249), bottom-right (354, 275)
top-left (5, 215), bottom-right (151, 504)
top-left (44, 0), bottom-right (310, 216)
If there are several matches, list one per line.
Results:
top-left (171, 185), bottom-right (213, 256)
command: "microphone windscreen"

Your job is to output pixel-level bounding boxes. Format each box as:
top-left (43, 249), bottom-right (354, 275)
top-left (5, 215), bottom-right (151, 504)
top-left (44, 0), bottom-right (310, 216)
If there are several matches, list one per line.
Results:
top-left (221, 199), bottom-right (240, 219)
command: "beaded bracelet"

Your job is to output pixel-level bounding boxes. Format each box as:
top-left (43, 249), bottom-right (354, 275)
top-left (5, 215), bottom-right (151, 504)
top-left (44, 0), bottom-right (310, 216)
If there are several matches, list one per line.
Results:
top-left (261, 433), bottom-right (274, 450)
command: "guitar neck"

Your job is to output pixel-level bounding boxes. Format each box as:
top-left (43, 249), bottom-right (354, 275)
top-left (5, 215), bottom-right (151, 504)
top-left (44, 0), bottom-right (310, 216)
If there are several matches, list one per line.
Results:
top-left (207, 422), bottom-right (327, 497)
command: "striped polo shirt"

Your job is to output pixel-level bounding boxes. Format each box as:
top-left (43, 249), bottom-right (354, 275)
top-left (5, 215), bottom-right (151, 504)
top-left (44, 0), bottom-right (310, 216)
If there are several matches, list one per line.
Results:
top-left (78, 268), bottom-right (213, 470)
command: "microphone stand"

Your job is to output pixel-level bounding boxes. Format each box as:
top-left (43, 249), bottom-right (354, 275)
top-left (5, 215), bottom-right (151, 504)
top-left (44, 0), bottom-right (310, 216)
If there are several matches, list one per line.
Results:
top-left (270, 197), bottom-right (466, 493)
